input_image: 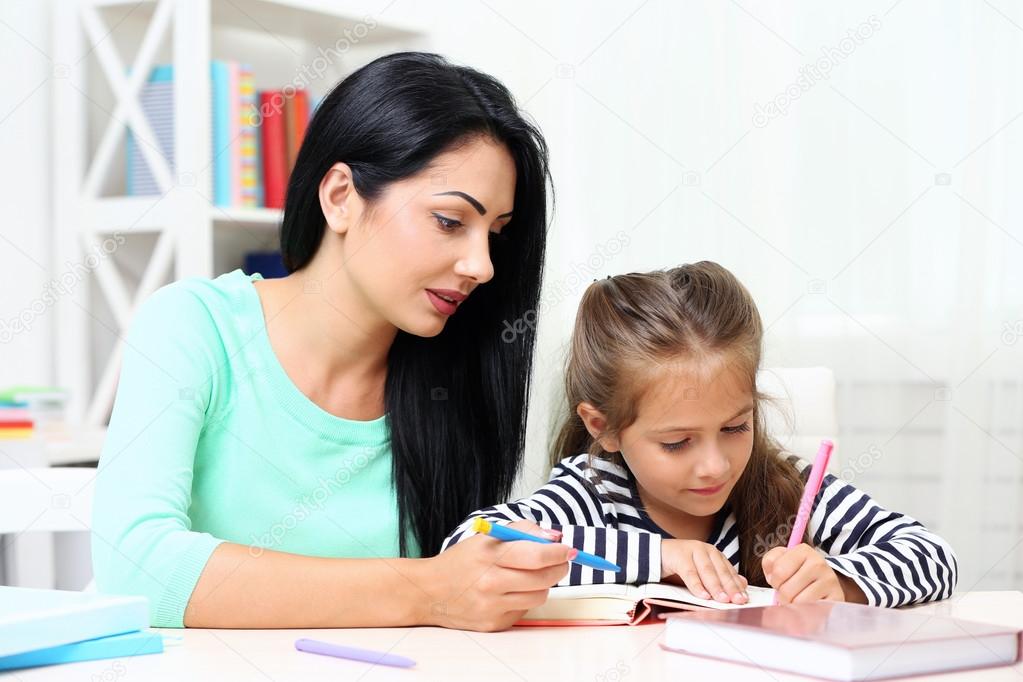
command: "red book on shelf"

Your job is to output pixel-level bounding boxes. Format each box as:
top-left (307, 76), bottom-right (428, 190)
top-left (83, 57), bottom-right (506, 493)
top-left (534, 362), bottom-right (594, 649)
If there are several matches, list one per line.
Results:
top-left (285, 89), bottom-right (309, 172)
top-left (259, 90), bottom-right (287, 209)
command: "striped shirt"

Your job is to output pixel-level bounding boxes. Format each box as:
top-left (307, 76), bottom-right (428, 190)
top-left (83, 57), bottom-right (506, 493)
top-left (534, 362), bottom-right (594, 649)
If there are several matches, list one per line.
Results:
top-left (442, 453), bottom-right (958, 607)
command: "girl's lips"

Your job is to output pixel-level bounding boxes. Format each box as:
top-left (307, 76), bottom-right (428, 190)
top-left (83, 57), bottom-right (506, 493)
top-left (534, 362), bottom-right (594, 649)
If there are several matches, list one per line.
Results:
top-left (688, 483), bottom-right (726, 496)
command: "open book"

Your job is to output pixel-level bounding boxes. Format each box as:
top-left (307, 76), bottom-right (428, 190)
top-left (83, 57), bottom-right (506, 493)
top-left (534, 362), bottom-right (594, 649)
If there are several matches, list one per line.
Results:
top-left (518, 582), bottom-right (776, 626)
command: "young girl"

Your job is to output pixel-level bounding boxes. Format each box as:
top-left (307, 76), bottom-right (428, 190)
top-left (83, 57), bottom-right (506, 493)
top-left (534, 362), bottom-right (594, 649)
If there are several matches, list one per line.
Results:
top-left (443, 262), bottom-right (958, 607)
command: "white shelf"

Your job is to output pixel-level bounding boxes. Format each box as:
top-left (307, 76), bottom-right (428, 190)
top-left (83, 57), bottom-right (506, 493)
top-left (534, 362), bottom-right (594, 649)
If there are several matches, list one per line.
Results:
top-left (53, 0), bottom-right (425, 425)
top-left (212, 206), bottom-right (283, 230)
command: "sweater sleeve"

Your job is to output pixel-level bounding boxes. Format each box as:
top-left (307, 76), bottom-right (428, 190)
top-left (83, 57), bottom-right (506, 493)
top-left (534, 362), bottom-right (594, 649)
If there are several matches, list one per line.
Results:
top-left (91, 284), bottom-right (226, 628)
top-left (808, 472), bottom-right (959, 607)
top-left (441, 456), bottom-right (662, 586)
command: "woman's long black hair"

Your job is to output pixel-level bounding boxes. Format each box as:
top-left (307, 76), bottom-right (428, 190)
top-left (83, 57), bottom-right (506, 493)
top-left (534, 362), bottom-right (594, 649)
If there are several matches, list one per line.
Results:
top-left (280, 52), bottom-right (550, 556)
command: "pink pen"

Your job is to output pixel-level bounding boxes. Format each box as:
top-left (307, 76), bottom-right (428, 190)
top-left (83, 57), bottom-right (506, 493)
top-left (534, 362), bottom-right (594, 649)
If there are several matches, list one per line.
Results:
top-left (773, 439), bottom-right (834, 605)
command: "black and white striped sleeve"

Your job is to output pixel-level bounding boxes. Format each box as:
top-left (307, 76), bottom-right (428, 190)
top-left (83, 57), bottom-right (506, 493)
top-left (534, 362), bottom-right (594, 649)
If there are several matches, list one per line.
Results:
top-left (808, 471), bottom-right (959, 607)
top-left (441, 455), bottom-right (662, 586)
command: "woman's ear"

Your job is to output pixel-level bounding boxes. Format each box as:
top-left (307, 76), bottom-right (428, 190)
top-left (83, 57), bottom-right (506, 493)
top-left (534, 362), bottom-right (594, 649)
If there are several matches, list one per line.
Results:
top-left (576, 402), bottom-right (621, 452)
top-left (319, 162), bottom-right (361, 235)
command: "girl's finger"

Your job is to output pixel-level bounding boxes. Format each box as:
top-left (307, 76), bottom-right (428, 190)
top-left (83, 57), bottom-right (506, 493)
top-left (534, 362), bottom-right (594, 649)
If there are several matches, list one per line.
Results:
top-left (709, 553), bottom-right (747, 603)
top-left (677, 559), bottom-right (711, 600)
top-left (693, 548), bottom-right (727, 602)
top-left (774, 557), bottom-right (821, 604)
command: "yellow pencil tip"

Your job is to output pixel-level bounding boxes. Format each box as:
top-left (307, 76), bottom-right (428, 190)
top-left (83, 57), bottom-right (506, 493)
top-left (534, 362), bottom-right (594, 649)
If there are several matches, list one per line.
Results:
top-left (472, 517), bottom-right (491, 534)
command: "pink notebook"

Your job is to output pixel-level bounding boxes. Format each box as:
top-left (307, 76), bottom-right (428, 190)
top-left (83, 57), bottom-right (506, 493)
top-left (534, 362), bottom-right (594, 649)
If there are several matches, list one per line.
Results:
top-left (661, 601), bottom-right (1021, 681)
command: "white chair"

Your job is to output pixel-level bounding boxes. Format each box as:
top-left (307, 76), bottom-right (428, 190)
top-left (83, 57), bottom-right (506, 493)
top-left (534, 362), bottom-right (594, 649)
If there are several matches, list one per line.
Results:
top-left (0, 467), bottom-right (96, 589)
top-left (758, 367), bottom-right (839, 471)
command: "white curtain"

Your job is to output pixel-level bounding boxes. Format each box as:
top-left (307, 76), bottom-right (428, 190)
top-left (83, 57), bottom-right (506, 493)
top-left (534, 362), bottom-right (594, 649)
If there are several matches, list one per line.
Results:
top-left (451, 0), bottom-right (1023, 592)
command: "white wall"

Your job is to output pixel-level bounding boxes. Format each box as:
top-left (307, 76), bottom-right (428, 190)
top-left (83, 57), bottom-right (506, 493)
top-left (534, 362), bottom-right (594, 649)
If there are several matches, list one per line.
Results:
top-left (2, 0), bottom-right (1021, 593)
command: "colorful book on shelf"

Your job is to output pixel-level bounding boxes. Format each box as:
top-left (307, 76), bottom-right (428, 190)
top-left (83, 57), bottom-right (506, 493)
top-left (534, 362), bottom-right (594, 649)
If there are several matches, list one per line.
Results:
top-left (211, 60), bottom-right (232, 207)
top-left (0, 630), bottom-right (163, 671)
top-left (661, 601), bottom-right (1022, 681)
top-left (518, 582), bottom-right (776, 626)
top-left (125, 65), bottom-right (174, 196)
top-left (238, 64), bottom-right (262, 207)
top-left (0, 400), bottom-right (33, 439)
top-left (228, 62), bottom-right (243, 207)
top-left (0, 587), bottom-right (149, 660)
top-left (260, 89), bottom-right (288, 209)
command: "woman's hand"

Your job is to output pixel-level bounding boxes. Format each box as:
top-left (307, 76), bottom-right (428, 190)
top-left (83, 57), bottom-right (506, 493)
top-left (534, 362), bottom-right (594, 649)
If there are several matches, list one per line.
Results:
top-left (419, 520), bottom-right (575, 632)
top-left (762, 543), bottom-right (861, 603)
top-left (661, 539), bottom-right (749, 604)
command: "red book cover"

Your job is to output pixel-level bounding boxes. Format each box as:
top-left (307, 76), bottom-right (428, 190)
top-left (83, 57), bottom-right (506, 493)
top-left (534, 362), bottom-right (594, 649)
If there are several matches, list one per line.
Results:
top-left (259, 90), bottom-right (287, 209)
top-left (284, 89), bottom-right (309, 173)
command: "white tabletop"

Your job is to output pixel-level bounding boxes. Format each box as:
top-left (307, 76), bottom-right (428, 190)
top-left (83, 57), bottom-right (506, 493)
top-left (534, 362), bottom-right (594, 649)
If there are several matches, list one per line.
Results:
top-left (4, 591), bottom-right (1021, 681)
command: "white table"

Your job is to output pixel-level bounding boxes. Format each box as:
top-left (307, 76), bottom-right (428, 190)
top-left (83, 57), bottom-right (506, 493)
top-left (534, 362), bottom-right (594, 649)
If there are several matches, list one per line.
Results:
top-left (4, 591), bottom-right (1021, 681)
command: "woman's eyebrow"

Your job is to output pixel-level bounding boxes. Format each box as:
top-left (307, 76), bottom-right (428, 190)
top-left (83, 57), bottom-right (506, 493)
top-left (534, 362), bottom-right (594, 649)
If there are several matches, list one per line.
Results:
top-left (433, 190), bottom-right (486, 215)
top-left (433, 190), bottom-right (514, 219)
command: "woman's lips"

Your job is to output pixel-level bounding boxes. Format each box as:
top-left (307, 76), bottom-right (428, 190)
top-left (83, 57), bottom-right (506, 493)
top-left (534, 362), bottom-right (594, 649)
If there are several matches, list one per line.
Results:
top-left (426, 289), bottom-right (458, 315)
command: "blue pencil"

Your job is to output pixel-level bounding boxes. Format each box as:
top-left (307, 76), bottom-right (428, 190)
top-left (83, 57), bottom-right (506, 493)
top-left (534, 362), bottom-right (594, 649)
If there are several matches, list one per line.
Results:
top-left (472, 517), bottom-right (621, 573)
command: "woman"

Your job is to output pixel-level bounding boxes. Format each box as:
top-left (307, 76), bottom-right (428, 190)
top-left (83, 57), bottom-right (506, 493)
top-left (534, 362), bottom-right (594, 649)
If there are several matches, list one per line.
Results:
top-left (92, 52), bottom-right (572, 632)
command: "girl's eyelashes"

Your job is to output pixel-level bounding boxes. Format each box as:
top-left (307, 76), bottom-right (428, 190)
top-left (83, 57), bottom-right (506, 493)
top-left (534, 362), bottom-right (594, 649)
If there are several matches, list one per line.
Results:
top-left (723, 421), bottom-right (752, 434)
top-left (659, 421), bottom-right (752, 453)
top-left (661, 438), bottom-right (691, 453)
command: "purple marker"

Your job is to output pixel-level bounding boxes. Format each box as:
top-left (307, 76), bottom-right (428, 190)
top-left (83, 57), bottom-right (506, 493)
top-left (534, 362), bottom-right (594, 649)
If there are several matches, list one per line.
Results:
top-left (295, 638), bottom-right (416, 668)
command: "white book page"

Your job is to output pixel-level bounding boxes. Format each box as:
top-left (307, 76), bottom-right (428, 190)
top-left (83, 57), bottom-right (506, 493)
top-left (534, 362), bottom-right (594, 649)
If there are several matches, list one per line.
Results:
top-left (546, 582), bottom-right (775, 610)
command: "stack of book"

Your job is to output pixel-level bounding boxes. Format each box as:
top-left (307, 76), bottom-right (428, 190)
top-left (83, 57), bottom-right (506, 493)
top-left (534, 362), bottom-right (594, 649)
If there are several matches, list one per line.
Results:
top-left (127, 61), bottom-right (317, 209)
top-left (0, 587), bottom-right (161, 672)
top-left (0, 400), bottom-right (31, 440)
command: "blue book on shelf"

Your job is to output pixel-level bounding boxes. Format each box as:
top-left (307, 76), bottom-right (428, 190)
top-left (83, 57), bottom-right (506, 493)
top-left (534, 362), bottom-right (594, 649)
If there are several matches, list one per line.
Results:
top-left (0, 630), bottom-right (163, 671)
top-left (211, 60), bottom-right (232, 207)
top-left (0, 587), bottom-right (149, 659)
top-left (125, 65), bottom-right (174, 196)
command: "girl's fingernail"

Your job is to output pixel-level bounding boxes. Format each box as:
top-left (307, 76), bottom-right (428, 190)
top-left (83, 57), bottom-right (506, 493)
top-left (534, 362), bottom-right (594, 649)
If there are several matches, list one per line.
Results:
top-left (568, 549), bottom-right (579, 560)
top-left (718, 591), bottom-right (728, 601)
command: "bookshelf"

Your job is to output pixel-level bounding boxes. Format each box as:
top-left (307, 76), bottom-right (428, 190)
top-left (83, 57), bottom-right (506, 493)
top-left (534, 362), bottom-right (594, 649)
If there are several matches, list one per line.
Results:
top-left (52, 0), bottom-right (424, 430)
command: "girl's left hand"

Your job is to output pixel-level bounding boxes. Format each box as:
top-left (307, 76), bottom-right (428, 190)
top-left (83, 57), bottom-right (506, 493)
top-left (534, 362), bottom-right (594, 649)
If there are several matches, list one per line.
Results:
top-left (761, 543), bottom-right (845, 604)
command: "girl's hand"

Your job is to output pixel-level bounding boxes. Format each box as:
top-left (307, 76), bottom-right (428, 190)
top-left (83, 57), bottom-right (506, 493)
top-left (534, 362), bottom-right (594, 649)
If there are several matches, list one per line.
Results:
top-left (661, 539), bottom-right (749, 604)
top-left (762, 543), bottom-right (850, 603)
top-left (421, 520), bottom-right (575, 632)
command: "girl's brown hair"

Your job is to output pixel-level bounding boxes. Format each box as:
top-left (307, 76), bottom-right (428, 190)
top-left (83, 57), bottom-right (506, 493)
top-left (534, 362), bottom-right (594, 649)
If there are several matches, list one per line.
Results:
top-left (550, 261), bottom-right (806, 586)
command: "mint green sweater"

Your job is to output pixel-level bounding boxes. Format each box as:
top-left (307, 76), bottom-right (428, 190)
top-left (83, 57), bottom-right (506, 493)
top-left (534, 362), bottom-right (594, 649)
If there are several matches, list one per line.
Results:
top-left (92, 269), bottom-right (417, 627)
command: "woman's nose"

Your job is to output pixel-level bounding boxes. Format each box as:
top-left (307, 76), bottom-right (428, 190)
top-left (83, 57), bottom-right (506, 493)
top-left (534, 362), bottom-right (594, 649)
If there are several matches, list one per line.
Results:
top-left (454, 231), bottom-right (495, 284)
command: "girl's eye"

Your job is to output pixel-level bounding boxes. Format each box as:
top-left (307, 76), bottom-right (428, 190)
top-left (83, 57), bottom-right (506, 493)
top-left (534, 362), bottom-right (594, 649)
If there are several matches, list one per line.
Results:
top-left (661, 439), bottom-right (690, 453)
top-left (723, 421), bottom-right (751, 435)
top-left (661, 422), bottom-right (749, 453)
top-left (433, 213), bottom-right (462, 231)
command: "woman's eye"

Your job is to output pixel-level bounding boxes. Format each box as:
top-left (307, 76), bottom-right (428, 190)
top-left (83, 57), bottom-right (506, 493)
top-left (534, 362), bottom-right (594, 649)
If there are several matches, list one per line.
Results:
top-left (433, 213), bottom-right (462, 230)
top-left (660, 439), bottom-right (690, 453)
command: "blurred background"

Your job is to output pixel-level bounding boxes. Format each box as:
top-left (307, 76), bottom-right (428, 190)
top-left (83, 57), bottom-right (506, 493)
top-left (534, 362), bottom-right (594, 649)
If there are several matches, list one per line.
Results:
top-left (0, 0), bottom-right (1020, 595)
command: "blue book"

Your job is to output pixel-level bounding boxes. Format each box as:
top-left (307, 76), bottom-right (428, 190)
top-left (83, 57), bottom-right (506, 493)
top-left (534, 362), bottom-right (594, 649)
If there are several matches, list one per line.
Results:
top-left (0, 587), bottom-right (148, 659)
top-left (0, 630), bottom-right (163, 671)
top-left (126, 65), bottom-right (174, 196)
top-left (211, 60), bottom-right (232, 207)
